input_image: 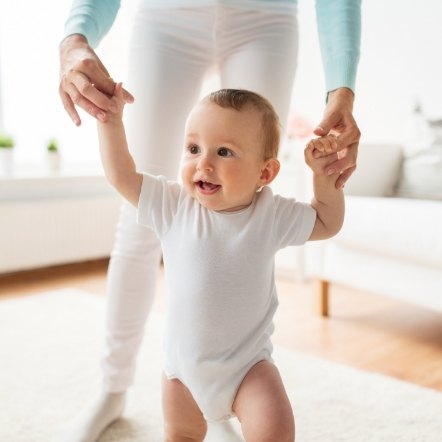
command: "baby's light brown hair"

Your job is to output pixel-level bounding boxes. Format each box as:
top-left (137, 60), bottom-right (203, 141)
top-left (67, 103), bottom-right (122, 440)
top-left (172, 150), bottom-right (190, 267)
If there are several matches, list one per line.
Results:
top-left (202, 89), bottom-right (281, 160)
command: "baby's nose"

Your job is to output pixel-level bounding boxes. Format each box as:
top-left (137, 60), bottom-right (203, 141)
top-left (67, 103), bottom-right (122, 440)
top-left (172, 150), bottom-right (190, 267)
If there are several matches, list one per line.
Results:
top-left (197, 154), bottom-right (214, 171)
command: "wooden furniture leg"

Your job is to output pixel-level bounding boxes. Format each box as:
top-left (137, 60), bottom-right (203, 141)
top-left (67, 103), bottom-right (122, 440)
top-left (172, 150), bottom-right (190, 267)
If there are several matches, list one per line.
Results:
top-left (314, 279), bottom-right (330, 317)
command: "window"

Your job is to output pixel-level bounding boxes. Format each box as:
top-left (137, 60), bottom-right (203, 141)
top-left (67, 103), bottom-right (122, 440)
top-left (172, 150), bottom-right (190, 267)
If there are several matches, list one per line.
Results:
top-left (0, 0), bottom-right (131, 167)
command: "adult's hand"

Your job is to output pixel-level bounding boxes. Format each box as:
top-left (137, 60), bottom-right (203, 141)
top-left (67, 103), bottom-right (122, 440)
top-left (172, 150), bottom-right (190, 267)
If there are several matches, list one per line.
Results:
top-left (59, 34), bottom-right (134, 126)
top-left (313, 88), bottom-right (361, 189)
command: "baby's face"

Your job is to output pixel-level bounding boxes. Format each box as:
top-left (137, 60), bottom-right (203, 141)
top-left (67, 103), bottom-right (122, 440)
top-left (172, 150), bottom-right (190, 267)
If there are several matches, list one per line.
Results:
top-left (181, 102), bottom-right (268, 212)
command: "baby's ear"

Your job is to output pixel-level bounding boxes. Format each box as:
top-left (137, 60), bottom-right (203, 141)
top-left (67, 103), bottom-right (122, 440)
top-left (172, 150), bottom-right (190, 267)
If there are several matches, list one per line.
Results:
top-left (259, 158), bottom-right (280, 186)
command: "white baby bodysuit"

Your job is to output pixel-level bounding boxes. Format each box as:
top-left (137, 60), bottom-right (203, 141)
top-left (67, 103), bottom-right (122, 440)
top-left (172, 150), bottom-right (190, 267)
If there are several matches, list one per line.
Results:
top-left (137, 173), bottom-right (316, 421)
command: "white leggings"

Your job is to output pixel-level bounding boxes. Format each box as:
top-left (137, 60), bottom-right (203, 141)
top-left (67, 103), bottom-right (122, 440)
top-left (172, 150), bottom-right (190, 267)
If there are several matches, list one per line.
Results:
top-left (102, 2), bottom-right (299, 392)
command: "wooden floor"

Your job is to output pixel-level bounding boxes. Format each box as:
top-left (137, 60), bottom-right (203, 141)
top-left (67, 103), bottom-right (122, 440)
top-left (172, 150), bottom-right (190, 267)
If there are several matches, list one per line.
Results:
top-left (1, 259), bottom-right (441, 392)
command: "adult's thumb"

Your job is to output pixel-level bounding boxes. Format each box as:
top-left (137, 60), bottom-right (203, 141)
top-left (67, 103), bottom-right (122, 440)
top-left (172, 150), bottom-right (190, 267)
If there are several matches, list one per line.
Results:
top-left (313, 121), bottom-right (331, 136)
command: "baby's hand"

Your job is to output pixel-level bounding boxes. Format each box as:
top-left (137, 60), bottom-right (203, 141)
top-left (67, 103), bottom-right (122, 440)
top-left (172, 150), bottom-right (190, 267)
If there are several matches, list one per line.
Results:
top-left (305, 134), bottom-right (339, 175)
top-left (106, 82), bottom-right (126, 121)
top-left (308, 133), bottom-right (338, 155)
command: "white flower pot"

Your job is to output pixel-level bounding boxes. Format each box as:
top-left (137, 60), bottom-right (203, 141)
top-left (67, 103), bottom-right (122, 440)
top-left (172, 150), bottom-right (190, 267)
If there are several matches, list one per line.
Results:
top-left (46, 151), bottom-right (61, 172)
top-left (0, 148), bottom-right (14, 177)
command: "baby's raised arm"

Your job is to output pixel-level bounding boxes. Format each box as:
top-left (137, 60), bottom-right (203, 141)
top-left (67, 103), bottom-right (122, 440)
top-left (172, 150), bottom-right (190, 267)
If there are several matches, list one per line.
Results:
top-left (97, 83), bottom-right (142, 207)
top-left (304, 135), bottom-right (345, 240)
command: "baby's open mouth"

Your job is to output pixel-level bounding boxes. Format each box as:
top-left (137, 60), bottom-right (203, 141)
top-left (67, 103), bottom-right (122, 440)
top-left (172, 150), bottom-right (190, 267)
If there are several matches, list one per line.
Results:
top-left (197, 180), bottom-right (221, 194)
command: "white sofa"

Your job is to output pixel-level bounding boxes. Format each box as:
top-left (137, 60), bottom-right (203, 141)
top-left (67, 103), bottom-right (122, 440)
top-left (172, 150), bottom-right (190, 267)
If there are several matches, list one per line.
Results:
top-left (305, 144), bottom-right (442, 315)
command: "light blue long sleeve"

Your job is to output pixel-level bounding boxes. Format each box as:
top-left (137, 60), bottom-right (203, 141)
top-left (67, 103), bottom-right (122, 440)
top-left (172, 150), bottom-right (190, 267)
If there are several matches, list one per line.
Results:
top-left (64, 0), bottom-right (121, 49)
top-left (316, 0), bottom-right (361, 93)
top-left (64, 0), bottom-right (361, 93)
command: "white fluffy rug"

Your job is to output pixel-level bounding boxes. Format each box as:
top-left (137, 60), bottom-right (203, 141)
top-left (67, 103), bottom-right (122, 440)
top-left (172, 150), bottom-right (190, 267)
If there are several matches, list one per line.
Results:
top-left (1, 290), bottom-right (441, 442)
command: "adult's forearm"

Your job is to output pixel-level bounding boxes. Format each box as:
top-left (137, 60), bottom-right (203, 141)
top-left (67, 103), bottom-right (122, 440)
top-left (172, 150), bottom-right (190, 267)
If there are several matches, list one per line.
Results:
top-left (316, 0), bottom-right (361, 93)
top-left (64, 0), bottom-right (121, 48)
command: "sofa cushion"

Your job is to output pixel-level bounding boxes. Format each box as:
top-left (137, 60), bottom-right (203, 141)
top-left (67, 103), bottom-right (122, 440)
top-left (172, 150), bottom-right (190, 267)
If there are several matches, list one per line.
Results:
top-left (335, 196), bottom-right (442, 269)
top-left (396, 113), bottom-right (442, 200)
top-left (395, 145), bottom-right (442, 200)
top-left (344, 144), bottom-right (403, 197)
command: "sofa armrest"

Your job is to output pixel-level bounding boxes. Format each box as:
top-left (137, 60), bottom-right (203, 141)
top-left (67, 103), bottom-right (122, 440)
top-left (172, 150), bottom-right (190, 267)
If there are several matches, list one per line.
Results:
top-left (344, 144), bottom-right (403, 197)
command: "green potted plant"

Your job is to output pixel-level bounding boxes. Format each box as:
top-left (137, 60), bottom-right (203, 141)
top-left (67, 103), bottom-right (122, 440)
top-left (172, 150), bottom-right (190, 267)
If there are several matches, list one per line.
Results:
top-left (46, 138), bottom-right (61, 171)
top-left (0, 132), bottom-right (15, 177)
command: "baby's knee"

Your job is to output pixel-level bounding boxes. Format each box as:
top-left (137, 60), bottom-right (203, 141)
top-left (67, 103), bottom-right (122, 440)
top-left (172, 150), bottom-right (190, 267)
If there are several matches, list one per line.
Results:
top-left (162, 376), bottom-right (207, 442)
top-left (272, 419), bottom-right (295, 442)
top-left (257, 417), bottom-right (295, 442)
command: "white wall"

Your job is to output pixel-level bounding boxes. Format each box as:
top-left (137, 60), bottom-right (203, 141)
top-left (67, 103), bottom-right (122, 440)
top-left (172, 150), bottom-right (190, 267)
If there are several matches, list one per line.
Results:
top-left (1, 0), bottom-right (441, 165)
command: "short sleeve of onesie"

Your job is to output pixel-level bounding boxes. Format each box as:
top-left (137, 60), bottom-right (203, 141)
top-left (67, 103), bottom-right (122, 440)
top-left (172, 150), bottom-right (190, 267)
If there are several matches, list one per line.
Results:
top-left (271, 192), bottom-right (317, 249)
top-left (136, 173), bottom-right (185, 237)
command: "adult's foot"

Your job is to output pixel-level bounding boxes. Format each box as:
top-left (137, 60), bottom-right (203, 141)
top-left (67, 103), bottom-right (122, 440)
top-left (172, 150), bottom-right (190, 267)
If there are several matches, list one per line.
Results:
top-left (52, 391), bottom-right (126, 442)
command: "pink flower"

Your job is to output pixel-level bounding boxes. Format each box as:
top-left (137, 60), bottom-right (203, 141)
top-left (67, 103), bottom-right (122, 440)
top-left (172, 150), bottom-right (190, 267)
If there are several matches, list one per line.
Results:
top-left (286, 112), bottom-right (314, 139)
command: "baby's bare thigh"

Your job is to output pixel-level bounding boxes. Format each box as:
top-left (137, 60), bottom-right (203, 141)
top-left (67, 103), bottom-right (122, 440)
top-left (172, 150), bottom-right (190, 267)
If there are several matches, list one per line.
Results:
top-left (233, 360), bottom-right (295, 442)
top-left (161, 374), bottom-right (207, 441)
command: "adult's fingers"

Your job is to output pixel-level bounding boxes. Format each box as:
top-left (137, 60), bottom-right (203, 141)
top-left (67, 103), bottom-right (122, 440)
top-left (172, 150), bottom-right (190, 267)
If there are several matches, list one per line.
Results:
top-left (336, 165), bottom-right (356, 189)
top-left (68, 68), bottom-right (134, 107)
top-left (78, 59), bottom-right (134, 102)
top-left (63, 79), bottom-right (108, 123)
top-left (71, 57), bottom-right (113, 95)
top-left (313, 118), bottom-right (334, 137)
top-left (67, 69), bottom-right (115, 111)
top-left (59, 88), bottom-right (81, 126)
top-left (323, 142), bottom-right (359, 187)
top-left (336, 122), bottom-right (361, 153)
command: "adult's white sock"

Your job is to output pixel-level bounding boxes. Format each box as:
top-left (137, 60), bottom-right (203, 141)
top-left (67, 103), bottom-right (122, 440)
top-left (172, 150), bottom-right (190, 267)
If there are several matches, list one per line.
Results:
top-left (52, 391), bottom-right (126, 442)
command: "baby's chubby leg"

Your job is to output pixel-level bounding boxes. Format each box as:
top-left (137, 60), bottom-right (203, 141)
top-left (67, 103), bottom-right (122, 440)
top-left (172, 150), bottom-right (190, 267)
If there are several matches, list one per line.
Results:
top-left (233, 360), bottom-right (295, 442)
top-left (162, 374), bottom-right (207, 442)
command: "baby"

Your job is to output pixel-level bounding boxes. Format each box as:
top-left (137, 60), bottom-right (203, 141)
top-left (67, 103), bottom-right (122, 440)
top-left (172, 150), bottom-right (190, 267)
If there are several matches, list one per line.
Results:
top-left (97, 86), bottom-right (344, 441)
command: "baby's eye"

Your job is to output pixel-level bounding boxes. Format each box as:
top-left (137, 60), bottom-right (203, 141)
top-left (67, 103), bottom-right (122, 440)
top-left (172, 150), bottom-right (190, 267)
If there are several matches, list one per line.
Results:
top-left (188, 145), bottom-right (200, 154)
top-left (217, 147), bottom-right (233, 157)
